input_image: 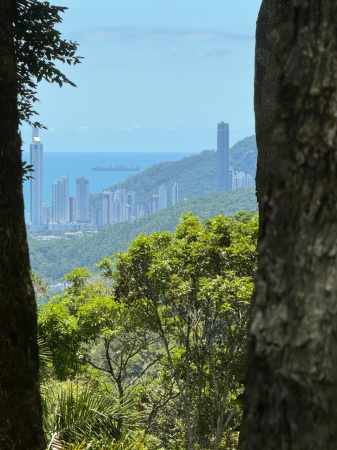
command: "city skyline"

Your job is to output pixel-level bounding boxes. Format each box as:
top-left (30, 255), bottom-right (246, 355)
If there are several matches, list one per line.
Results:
top-left (27, 122), bottom-right (255, 230)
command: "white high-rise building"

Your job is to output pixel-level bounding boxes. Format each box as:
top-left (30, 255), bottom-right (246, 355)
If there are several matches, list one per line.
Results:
top-left (30, 128), bottom-right (43, 226)
top-left (151, 194), bottom-right (159, 214)
top-left (42, 203), bottom-right (51, 225)
top-left (76, 177), bottom-right (89, 223)
top-left (158, 185), bottom-right (167, 211)
top-left (229, 169), bottom-right (235, 190)
top-left (102, 189), bottom-right (136, 226)
top-left (127, 191), bottom-right (137, 219)
top-left (172, 182), bottom-right (178, 206)
top-left (234, 171), bottom-right (246, 189)
top-left (51, 174), bottom-right (69, 223)
top-left (51, 180), bottom-right (60, 223)
top-left (59, 174), bottom-right (69, 223)
top-left (69, 197), bottom-right (76, 223)
top-left (114, 189), bottom-right (127, 222)
top-left (231, 171), bottom-right (255, 189)
top-left (102, 190), bottom-right (114, 226)
top-left (246, 174), bottom-right (254, 187)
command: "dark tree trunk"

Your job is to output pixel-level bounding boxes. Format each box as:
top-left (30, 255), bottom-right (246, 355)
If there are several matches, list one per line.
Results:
top-left (254, 0), bottom-right (292, 220)
top-left (239, 0), bottom-right (337, 448)
top-left (0, 1), bottom-right (45, 448)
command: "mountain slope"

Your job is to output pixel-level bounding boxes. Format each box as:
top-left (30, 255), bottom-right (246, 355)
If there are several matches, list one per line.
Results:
top-left (105, 135), bottom-right (257, 206)
top-left (230, 135), bottom-right (257, 174)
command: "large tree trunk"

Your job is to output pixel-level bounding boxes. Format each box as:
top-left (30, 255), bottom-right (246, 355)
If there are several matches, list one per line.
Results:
top-left (254, 0), bottom-right (292, 220)
top-left (239, 1), bottom-right (337, 448)
top-left (0, 1), bottom-right (45, 448)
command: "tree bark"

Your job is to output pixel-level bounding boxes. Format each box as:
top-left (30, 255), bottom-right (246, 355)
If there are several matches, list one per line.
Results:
top-left (254, 0), bottom-right (292, 221)
top-left (240, 0), bottom-right (337, 448)
top-left (0, 1), bottom-right (45, 448)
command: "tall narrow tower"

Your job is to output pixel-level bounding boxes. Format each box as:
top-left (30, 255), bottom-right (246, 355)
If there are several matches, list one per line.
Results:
top-left (76, 177), bottom-right (89, 223)
top-left (59, 174), bottom-right (70, 223)
top-left (30, 127), bottom-right (43, 226)
top-left (158, 184), bottom-right (167, 211)
top-left (172, 182), bottom-right (178, 206)
top-left (217, 122), bottom-right (230, 191)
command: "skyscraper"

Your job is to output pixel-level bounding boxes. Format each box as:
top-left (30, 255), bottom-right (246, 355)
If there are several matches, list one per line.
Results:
top-left (51, 174), bottom-right (69, 223)
top-left (69, 197), bottom-right (77, 223)
top-left (30, 127), bottom-right (43, 226)
top-left (59, 174), bottom-right (70, 223)
top-left (102, 190), bottom-right (114, 226)
top-left (172, 182), bottom-right (178, 206)
top-left (76, 177), bottom-right (89, 223)
top-left (51, 180), bottom-right (60, 223)
top-left (158, 184), bottom-right (167, 211)
top-left (217, 122), bottom-right (230, 191)
top-left (127, 191), bottom-right (137, 220)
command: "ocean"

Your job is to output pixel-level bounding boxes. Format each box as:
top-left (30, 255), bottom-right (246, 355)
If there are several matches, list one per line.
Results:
top-left (22, 151), bottom-right (192, 220)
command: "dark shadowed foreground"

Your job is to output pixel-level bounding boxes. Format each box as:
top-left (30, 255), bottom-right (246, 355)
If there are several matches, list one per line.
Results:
top-left (240, 1), bottom-right (337, 449)
top-left (0, 0), bottom-right (45, 448)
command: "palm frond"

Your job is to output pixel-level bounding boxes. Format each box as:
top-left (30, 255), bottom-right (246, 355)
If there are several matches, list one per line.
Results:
top-left (43, 381), bottom-right (143, 449)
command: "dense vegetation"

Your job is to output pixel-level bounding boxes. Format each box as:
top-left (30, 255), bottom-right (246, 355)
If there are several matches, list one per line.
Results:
top-left (38, 214), bottom-right (258, 449)
top-left (104, 135), bottom-right (256, 206)
top-left (29, 188), bottom-right (256, 282)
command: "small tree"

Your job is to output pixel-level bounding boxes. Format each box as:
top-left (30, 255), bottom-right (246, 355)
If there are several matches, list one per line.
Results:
top-left (39, 269), bottom-right (162, 401)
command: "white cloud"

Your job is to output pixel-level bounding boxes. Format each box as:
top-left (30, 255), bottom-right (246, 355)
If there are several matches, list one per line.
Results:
top-left (81, 26), bottom-right (253, 43)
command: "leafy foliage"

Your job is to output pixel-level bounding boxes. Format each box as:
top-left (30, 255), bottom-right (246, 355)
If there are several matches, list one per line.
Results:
top-left (22, 159), bottom-right (35, 181)
top-left (13, 0), bottom-right (82, 127)
top-left (31, 269), bottom-right (48, 298)
top-left (108, 214), bottom-right (257, 448)
top-left (38, 213), bottom-right (258, 448)
top-left (42, 381), bottom-right (151, 450)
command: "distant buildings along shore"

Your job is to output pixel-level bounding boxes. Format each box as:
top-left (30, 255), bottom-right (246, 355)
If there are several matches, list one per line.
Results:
top-left (28, 123), bottom-right (254, 231)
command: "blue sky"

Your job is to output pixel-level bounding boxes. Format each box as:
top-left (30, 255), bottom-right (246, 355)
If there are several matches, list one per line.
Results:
top-left (20, 0), bottom-right (262, 152)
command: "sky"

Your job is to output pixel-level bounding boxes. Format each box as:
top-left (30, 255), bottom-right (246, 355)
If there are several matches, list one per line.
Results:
top-left (20, 0), bottom-right (262, 153)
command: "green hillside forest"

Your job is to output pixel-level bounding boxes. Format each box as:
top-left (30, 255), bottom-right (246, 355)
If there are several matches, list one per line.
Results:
top-left (104, 135), bottom-right (257, 206)
top-left (29, 187), bottom-right (256, 282)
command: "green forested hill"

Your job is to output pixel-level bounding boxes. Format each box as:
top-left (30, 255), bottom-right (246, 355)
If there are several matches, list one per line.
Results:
top-left (107, 150), bottom-right (217, 206)
top-left (105, 135), bottom-right (257, 206)
top-left (30, 187), bottom-right (257, 282)
top-left (230, 135), bottom-right (257, 174)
